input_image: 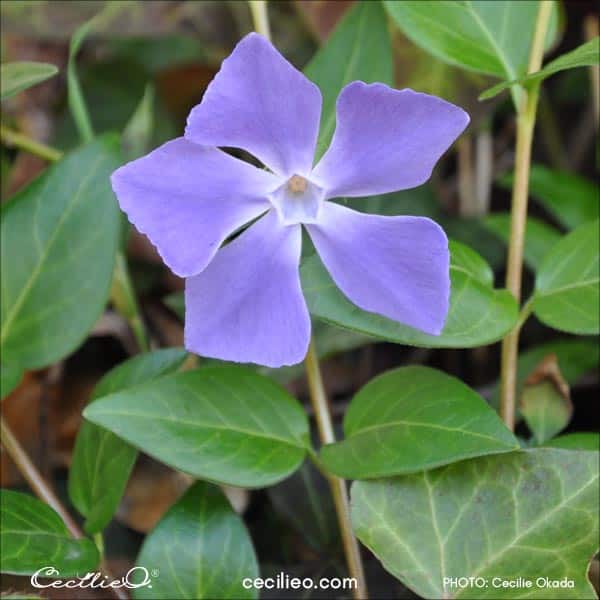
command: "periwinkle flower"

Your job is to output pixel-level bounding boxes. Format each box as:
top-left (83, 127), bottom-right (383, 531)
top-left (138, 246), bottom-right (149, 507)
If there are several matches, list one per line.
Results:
top-left (111, 33), bottom-right (469, 367)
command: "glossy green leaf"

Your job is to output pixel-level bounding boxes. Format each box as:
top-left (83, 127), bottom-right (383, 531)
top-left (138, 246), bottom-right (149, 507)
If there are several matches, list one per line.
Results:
top-left (521, 381), bottom-right (572, 445)
top-left (546, 433), bottom-right (599, 451)
top-left (384, 1), bottom-right (558, 80)
top-left (498, 165), bottom-right (598, 230)
top-left (0, 490), bottom-right (99, 576)
top-left (1, 363), bottom-right (22, 400)
top-left (321, 367), bottom-right (518, 478)
top-left (481, 37), bottom-right (599, 99)
top-left (490, 339), bottom-right (599, 409)
top-left (0, 136), bottom-right (121, 369)
top-left (69, 348), bottom-right (188, 534)
top-left (533, 221), bottom-right (599, 334)
top-left (0, 61), bottom-right (58, 100)
top-left (84, 367), bottom-right (309, 488)
top-left (305, 1), bottom-right (392, 159)
top-left (133, 482), bottom-right (258, 599)
top-left (483, 213), bottom-right (562, 270)
top-left (352, 448), bottom-right (600, 598)
top-left (301, 241), bottom-right (518, 348)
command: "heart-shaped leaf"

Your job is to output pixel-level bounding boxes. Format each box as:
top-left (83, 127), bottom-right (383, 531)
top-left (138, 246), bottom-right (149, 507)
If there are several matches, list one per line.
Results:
top-left (481, 37), bottom-right (600, 99)
top-left (383, 1), bottom-right (558, 80)
top-left (352, 448), bottom-right (600, 599)
top-left (0, 490), bottom-right (99, 576)
top-left (84, 366), bottom-right (309, 488)
top-left (533, 220), bottom-right (599, 334)
top-left (483, 214), bottom-right (561, 271)
top-left (321, 366), bottom-right (518, 478)
top-left (0, 135), bottom-right (121, 369)
top-left (301, 241), bottom-right (518, 348)
top-left (0, 61), bottom-right (58, 100)
top-left (498, 165), bottom-right (598, 230)
top-left (305, 0), bottom-right (392, 158)
top-left (133, 482), bottom-right (258, 599)
top-left (69, 348), bottom-right (188, 534)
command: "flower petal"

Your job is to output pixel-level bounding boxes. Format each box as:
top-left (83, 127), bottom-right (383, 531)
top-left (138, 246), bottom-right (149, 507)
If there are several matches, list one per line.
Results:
top-left (307, 202), bottom-right (450, 335)
top-left (111, 138), bottom-right (278, 278)
top-left (185, 33), bottom-right (321, 177)
top-left (185, 211), bottom-right (310, 367)
top-left (312, 82), bottom-right (469, 198)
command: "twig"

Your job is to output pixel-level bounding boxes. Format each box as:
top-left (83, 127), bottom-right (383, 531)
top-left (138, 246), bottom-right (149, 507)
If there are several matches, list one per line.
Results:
top-left (1, 124), bottom-right (62, 162)
top-left (499, 0), bottom-right (553, 430)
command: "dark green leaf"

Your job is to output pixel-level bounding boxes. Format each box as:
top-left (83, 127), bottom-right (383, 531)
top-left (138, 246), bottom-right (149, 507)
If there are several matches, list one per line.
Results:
top-left (0, 61), bottom-right (58, 100)
top-left (305, 1), bottom-right (393, 159)
top-left (545, 433), bottom-right (599, 451)
top-left (498, 165), bottom-right (598, 230)
top-left (521, 381), bottom-right (572, 445)
top-left (533, 220), bottom-right (599, 334)
top-left (69, 348), bottom-right (188, 534)
top-left (133, 482), bottom-right (258, 599)
top-left (481, 37), bottom-right (599, 99)
top-left (0, 490), bottom-right (99, 576)
top-left (84, 367), bottom-right (309, 488)
top-left (352, 448), bottom-right (600, 598)
top-left (301, 241), bottom-right (518, 348)
top-left (321, 367), bottom-right (518, 478)
top-left (483, 213), bottom-right (562, 270)
top-left (383, 1), bottom-right (558, 80)
top-left (0, 136), bottom-right (121, 369)
top-left (1, 363), bottom-right (22, 400)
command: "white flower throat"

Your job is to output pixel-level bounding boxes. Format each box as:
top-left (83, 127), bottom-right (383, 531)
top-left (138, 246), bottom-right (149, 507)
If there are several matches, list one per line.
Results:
top-left (269, 174), bottom-right (325, 226)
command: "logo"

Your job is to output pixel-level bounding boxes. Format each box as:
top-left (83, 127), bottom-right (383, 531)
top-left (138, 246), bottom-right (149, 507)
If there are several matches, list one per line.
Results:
top-left (31, 566), bottom-right (157, 590)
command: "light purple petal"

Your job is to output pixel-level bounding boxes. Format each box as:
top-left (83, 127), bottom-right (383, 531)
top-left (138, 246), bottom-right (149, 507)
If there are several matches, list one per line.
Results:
top-left (111, 137), bottom-right (279, 278)
top-left (312, 82), bottom-right (470, 198)
top-left (185, 33), bottom-right (321, 177)
top-left (307, 202), bottom-right (450, 335)
top-left (185, 211), bottom-right (310, 367)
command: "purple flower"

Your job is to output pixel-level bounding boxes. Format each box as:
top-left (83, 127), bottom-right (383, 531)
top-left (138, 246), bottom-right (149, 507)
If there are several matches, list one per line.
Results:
top-left (111, 33), bottom-right (469, 367)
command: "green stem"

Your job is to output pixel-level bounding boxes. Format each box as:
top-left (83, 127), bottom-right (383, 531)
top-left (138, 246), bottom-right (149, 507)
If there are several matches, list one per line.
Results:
top-left (305, 340), bottom-right (368, 600)
top-left (248, 0), bottom-right (271, 38)
top-left (0, 124), bottom-right (63, 162)
top-left (499, 0), bottom-right (553, 431)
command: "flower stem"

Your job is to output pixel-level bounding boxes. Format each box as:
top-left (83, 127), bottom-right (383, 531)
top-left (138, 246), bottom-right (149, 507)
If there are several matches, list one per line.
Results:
top-left (0, 124), bottom-right (63, 162)
top-left (499, 0), bottom-right (553, 430)
top-left (248, 1), bottom-right (271, 39)
top-left (305, 339), bottom-right (368, 599)
top-left (0, 417), bottom-right (129, 599)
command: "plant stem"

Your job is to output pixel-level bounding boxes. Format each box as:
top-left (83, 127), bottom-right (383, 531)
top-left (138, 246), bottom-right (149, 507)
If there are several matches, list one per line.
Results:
top-left (0, 124), bottom-right (63, 162)
top-left (305, 340), bottom-right (368, 600)
top-left (499, 0), bottom-right (553, 430)
top-left (248, 0), bottom-right (271, 38)
top-left (0, 417), bottom-right (129, 599)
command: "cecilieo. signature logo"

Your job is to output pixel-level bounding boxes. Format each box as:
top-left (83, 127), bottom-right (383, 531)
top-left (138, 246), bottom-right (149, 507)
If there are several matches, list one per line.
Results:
top-left (31, 566), bottom-right (157, 590)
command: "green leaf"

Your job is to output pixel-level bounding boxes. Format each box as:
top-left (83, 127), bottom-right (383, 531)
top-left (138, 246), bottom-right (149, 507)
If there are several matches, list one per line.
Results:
top-left (498, 165), bottom-right (598, 230)
top-left (481, 37), bottom-right (599, 99)
top-left (1, 362), bottom-right (22, 400)
top-left (0, 61), bottom-right (58, 100)
top-left (521, 382), bottom-right (572, 445)
top-left (0, 490), bottom-right (99, 576)
top-left (321, 366), bottom-right (518, 479)
top-left (448, 239), bottom-right (494, 285)
top-left (305, 1), bottom-right (392, 159)
top-left (383, 1), bottom-right (558, 80)
top-left (301, 240), bottom-right (518, 348)
top-left (133, 482), bottom-right (258, 599)
top-left (122, 83), bottom-right (155, 161)
top-left (490, 339), bottom-right (599, 409)
top-left (69, 348), bottom-right (188, 534)
top-left (483, 213), bottom-right (562, 271)
top-left (0, 136), bottom-right (121, 369)
top-left (533, 220), bottom-right (599, 334)
top-left (84, 367), bottom-right (309, 488)
top-left (352, 448), bottom-right (600, 599)
top-left (546, 433), bottom-right (599, 451)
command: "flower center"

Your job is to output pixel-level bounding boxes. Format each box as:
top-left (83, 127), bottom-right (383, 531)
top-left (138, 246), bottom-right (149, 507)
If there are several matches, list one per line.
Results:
top-left (269, 174), bottom-right (324, 226)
